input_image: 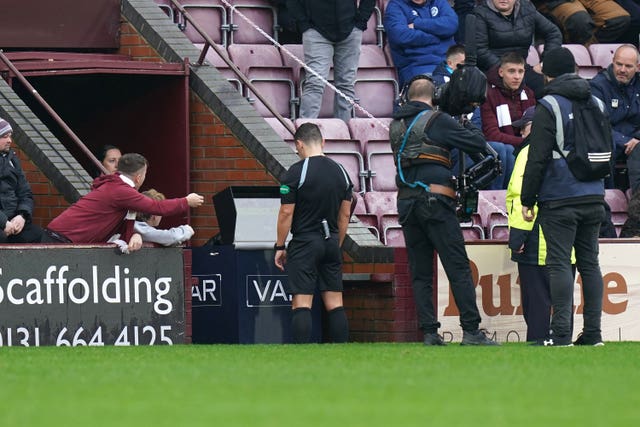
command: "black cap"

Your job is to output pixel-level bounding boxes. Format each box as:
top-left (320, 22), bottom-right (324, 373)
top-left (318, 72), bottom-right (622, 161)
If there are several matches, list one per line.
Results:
top-left (512, 106), bottom-right (536, 128)
top-left (542, 47), bottom-right (576, 78)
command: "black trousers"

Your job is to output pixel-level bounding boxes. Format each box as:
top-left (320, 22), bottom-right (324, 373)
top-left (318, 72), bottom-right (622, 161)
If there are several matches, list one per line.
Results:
top-left (398, 194), bottom-right (481, 334)
top-left (539, 202), bottom-right (605, 339)
top-left (0, 221), bottom-right (43, 243)
top-left (518, 263), bottom-right (551, 342)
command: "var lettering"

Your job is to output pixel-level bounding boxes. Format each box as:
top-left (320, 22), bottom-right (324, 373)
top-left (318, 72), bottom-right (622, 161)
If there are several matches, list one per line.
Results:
top-left (192, 275), bottom-right (221, 306)
top-left (252, 279), bottom-right (291, 303)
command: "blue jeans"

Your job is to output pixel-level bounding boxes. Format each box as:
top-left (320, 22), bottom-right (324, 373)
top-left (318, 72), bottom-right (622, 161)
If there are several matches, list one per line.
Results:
top-left (300, 28), bottom-right (362, 122)
top-left (538, 202), bottom-right (605, 339)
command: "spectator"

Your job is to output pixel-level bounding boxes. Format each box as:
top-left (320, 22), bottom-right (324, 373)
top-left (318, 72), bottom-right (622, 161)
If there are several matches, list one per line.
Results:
top-left (590, 44), bottom-right (640, 193)
top-left (270, 0), bottom-right (302, 44)
top-left (614, 0), bottom-right (640, 46)
top-left (474, 0), bottom-right (562, 98)
top-left (93, 144), bottom-right (121, 177)
top-left (481, 52), bottom-right (536, 148)
top-left (288, 0), bottom-right (376, 122)
top-left (453, 0), bottom-right (478, 43)
top-left (109, 189), bottom-right (195, 252)
top-left (521, 47), bottom-right (606, 346)
top-left (384, 0), bottom-right (458, 89)
top-left (45, 153), bottom-right (204, 251)
top-left (533, 0), bottom-right (630, 45)
top-left (432, 44), bottom-right (466, 86)
top-left (479, 52), bottom-right (534, 188)
top-left (0, 118), bottom-right (44, 243)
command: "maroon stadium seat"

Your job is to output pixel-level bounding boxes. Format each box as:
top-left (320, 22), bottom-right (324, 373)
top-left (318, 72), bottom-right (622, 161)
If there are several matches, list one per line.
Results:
top-left (228, 44), bottom-right (296, 118)
top-left (588, 43), bottom-right (623, 69)
top-left (229, 1), bottom-right (277, 44)
top-left (193, 43), bottom-right (242, 92)
top-left (178, 0), bottom-right (229, 46)
top-left (605, 188), bottom-right (629, 234)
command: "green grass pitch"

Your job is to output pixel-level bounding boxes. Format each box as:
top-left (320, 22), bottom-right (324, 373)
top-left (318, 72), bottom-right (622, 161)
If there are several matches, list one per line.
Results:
top-left (1, 343), bottom-right (639, 426)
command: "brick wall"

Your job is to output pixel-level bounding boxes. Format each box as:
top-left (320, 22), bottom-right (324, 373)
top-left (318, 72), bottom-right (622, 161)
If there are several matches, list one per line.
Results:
top-left (117, 21), bottom-right (164, 62)
top-left (344, 249), bottom-right (420, 343)
top-left (16, 147), bottom-right (68, 228)
top-left (189, 93), bottom-right (278, 243)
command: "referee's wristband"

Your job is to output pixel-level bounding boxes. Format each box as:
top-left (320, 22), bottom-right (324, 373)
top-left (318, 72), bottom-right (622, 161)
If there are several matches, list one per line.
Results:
top-left (274, 243), bottom-right (286, 251)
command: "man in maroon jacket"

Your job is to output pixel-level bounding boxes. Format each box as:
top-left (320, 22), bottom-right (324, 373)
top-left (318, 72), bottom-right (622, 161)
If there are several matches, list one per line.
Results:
top-left (480, 52), bottom-right (537, 188)
top-left (45, 153), bottom-right (203, 251)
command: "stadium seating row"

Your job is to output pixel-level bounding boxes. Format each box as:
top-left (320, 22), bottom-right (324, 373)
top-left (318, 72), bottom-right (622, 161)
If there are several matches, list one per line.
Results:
top-left (350, 188), bottom-right (630, 247)
top-left (197, 43), bottom-right (398, 120)
top-left (527, 43), bottom-right (622, 78)
top-left (155, 0), bottom-right (386, 47)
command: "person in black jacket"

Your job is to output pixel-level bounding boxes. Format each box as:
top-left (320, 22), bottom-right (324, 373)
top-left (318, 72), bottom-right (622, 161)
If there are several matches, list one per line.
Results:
top-left (0, 118), bottom-right (43, 243)
top-left (521, 47), bottom-right (606, 346)
top-left (474, 0), bottom-right (562, 98)
top-left (287, 0), bottom-right (375, 122)
top-left (389, 76), bottom-right (499, 346)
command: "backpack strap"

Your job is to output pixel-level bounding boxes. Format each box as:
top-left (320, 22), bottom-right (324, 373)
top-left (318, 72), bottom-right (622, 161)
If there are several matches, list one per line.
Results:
top-left (396, 110), bottom-right (438, 192)
top-left (541, 95), bottom-right (567, 160)
top-left (592, 95), bottom-right (605, 113)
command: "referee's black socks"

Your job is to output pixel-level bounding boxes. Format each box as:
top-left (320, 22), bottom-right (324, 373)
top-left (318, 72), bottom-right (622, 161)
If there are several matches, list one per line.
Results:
top-left (291, 307), bottom-right (312, 344)
top-left (328, 306), bottom-right (349, 343)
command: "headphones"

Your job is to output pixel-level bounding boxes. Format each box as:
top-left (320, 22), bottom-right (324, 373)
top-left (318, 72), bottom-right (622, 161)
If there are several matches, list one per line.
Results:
top-left (398, 74), bottom-right (435, 106)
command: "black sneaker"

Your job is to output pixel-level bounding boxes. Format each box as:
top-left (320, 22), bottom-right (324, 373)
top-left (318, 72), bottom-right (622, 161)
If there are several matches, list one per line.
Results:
top-left (423, 333), bottom-right (446, 346)
top-left (461, 329), bottom-right (500, 346)
top-left (532, 335), bottom-right (573, 347)
top-left (573, 333), bottom-right (605, 347)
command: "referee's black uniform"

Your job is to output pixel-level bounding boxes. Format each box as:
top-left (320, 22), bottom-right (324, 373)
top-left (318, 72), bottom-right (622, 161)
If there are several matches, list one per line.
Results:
top-left (275, 123), bottom-right (353, 343)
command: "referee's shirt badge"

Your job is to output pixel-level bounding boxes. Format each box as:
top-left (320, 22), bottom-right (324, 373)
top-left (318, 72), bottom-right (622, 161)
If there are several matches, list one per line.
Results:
top-left (280, 185), bottom-right (290, 194)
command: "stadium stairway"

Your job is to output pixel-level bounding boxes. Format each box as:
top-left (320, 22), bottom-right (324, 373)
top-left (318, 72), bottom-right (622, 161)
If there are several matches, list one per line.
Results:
top-left (122, 0), bottom-right (388, 263)
top-left (0, 78), bottom-right (92, 202)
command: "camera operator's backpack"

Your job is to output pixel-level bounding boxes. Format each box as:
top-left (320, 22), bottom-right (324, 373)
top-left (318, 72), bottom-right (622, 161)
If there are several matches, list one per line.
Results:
top-left (543, 95), bottom-right (614, 181)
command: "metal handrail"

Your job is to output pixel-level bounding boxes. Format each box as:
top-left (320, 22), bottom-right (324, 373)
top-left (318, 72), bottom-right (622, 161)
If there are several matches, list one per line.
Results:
top-left (0, 49), bottom-right (107, 175)
top-left (169, 0), bottom-right (296, 136)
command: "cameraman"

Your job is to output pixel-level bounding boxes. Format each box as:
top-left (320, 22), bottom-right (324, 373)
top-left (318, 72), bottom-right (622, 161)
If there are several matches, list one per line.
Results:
top-left (389, 76), bottom-right (499, 346)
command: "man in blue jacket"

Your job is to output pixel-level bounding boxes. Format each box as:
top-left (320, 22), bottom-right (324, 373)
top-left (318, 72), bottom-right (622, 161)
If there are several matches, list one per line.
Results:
top-left (521, 48), bottom-right (606, 346)
top-left (384, 0), bottom-right (457, 89)
top-left (590, 44), bottom-right (640, 193)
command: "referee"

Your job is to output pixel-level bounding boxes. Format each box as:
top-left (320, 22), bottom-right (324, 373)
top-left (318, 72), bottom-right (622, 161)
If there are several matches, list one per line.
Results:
top-left (274, 123), bottom-right (353, 344)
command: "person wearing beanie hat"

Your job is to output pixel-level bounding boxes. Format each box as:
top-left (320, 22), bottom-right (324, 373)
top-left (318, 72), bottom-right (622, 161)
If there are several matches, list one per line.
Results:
top-left (0, 118), bottom-right (45, 243)
top-left (520, 49), bottom-right (607, 346)
top-left (0, 118), bottom-right (12, 137)
top-left (541, 47), bottom-right (576, 78)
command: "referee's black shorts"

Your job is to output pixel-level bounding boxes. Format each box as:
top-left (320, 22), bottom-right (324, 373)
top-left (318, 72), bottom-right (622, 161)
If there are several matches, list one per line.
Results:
top-left (285, 232), bottom-right (343, 295)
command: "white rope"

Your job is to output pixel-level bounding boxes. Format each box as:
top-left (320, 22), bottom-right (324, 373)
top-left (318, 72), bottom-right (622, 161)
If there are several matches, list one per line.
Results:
top-left (221, 0), bottom-right (390, 132)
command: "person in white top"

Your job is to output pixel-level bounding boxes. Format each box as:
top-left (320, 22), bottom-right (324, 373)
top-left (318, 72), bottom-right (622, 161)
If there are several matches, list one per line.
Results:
top-left (109, 188), bottom-right (194, 252)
